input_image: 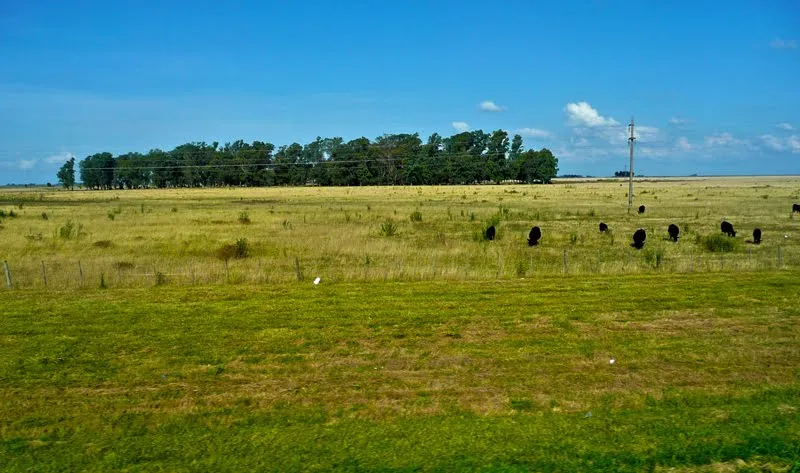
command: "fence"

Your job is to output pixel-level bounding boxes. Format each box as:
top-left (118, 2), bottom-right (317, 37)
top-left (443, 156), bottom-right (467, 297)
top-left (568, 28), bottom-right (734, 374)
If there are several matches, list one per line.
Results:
top-left (2, 246), bottom-right (798, 290)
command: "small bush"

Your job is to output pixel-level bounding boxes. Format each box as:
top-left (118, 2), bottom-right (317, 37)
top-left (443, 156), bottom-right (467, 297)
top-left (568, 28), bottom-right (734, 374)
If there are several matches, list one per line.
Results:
top-left (57, 220), bottom-right (84, 240)
top-left (171, 207), bottom-right (178, 212)
top-left (155, 272), bottom-right (168, 286)
top-left (569, 232), bottom-right (579, 245)
top-left (515, 259), bottom-right (527, 278)
top-left (380, 220), bottom-right (398, 237)
top-left (410, 211), bottom-right (423, 222)
top-left (643, 246), bottom-right (666, 269)
top-left (216, 238), bottom-right (250, 260)
top-left (107, 211), bottom-right (115, 221)
top-left (703, 234), bottom-right (737, 252)
top-left (41, 212), bottom-right (48, 220)
top-left (238, 211), bottom-right (251, 224)
top-left (282, 220), bottom-right (292, 229)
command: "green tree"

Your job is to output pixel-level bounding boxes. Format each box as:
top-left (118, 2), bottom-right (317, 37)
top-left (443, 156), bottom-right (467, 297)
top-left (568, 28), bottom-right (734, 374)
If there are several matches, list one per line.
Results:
top-left (56, 157), bottom-right (76, 189)
top-left (486, 130), bottom-right (509, 183)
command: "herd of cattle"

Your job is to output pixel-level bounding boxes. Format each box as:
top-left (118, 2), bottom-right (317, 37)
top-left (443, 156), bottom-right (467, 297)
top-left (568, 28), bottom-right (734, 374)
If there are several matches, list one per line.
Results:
top-left (481, 204), bottom-right (800, 249)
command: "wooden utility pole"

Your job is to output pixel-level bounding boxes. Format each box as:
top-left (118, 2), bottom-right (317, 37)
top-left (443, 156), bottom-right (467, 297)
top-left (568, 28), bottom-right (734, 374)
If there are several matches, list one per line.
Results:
top-left (628, 116), bottom-right (636, 210)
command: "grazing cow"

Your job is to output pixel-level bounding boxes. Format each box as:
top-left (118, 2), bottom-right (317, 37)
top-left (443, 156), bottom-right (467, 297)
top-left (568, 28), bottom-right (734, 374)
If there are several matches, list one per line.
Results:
top-left (793, 203), bottom-right (800, 213)
top-left (753, 228), bottom-right (762, 244)
top-left (631, 228), bottom-right (646, 249)
top-left (638, 205), bottom-right (646, 214)
top-left (485, 225), bottom-right (496, 241)
top-left (668, 224), bottom-right (680, 242)
top-left (528, 226), bottom-right (542, 246)
top-left (599, 222), bottom-right (608, 233)
top-left (721, 220), bottom-right (736, 237)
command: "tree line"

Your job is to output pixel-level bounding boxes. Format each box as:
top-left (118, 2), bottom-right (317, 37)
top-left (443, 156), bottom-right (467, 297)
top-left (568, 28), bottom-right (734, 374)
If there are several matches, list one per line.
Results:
top-left (57, 130), bottom-right (559, 189)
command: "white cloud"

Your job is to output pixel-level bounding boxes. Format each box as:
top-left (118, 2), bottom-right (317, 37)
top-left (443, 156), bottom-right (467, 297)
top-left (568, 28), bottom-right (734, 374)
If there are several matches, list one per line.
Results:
top-left (452, 121), bottom-right (470, 133)
top-left (760, 134), bottom-right (786, 151)
top-left (787, 135), bottom-right (800, 153)
top-left (478, 100), bottom-right (504, 112)
top-left (44, 151), bottom-right (76, 165)
top-left (640, 147), bottom-right (670, 158)
top-left (777, 122), bottom-right (794, 131)
top-left (669, 117), bottom-right (691, 125)
top-left (770, 38), bottom-right (797, 49)
top-left (17, 159), bottom-right (37, 170)
top-left (704, 132), bottom-right (745, 147)
top-left (564, 102), bottom-right (619, 127)
top-left (676, 137), bottom-right (692, 151)
top-left (515, 127), bottom-right (552, 139)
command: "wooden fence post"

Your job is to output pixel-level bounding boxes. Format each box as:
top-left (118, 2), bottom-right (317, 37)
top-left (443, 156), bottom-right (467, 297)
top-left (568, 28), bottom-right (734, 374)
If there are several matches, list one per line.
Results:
top-left (41, 260), bottom-right (47, 287)
top-left (294, 257), bottom-right (303, 281)
top-left (3, 260), bottom-right (11, 288)
top-left (78, 261), bottom-right (84, 287)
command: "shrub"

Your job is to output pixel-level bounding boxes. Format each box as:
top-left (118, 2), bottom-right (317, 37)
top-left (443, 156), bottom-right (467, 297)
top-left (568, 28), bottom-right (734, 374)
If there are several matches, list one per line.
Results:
top-left (410, 210), bottom-right (423, 222)
top-left (703, 234), bottom-right (737, 252)
top-left (57, 220), bottom-right (84, 240)
top-left (569, 232), bottom-right (579, 245)
top-left (107, 211), bottom-right (115, 221)
top-left (41, 212), bottom-right (48, 220)
top-left (238, 211), bottom-right (251, 224)
top-left (155, 272), bottom-right (168, 286)
top-left (380, 220), bottom-right (398, 237)
top-left (643, 246), bottom-right (666, 269)
top-left (216, 238), bottom-right (250, 261)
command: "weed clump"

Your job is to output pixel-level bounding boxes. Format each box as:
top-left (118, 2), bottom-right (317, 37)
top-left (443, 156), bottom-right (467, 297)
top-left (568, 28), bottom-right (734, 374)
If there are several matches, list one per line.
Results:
top-left (216, 238), bottom-right (251, 260)
top-left (238, 211), bottom-right (251, 224)
top-left (410, 210), bottom-right (423, 222)
top-left (380, 220), bottom-right (398, 237)
top-left (702, 234), bottom-right (737, 252)
top-left (56, 220), bottom-right (84, 240)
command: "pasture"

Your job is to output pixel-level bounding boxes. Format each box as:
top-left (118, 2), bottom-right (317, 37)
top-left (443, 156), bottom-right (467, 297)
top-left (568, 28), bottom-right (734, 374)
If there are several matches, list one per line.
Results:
top-left (1, 176), bottom-right (800, 471)
top-left (1, 176), bottom-right (799, 288)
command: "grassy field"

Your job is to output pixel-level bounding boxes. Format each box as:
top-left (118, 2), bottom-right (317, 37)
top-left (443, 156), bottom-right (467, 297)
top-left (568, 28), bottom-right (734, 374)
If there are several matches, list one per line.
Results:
top-left (1, 177), bottom-right (800, 471)
top-left (0, 176), bottom-right (799, 288)
top-left (1, 273), bottom-right (799, 471)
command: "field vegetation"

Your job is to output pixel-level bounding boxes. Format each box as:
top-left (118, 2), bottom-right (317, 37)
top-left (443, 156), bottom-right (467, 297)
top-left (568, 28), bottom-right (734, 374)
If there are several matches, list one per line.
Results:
top-left (1, 176), bottom-right (799, 289)
top-left (1, 176), bottom-right (800, 471)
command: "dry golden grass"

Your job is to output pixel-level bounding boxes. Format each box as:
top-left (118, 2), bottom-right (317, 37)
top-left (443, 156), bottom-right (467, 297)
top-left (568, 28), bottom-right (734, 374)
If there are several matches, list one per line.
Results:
top-left (1, 176), bottom-right (799, 289)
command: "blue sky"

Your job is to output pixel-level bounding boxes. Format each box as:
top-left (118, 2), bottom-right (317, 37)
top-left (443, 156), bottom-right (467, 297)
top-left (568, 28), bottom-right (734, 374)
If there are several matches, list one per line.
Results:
top-left (1, 0), bottom-right (798, 184)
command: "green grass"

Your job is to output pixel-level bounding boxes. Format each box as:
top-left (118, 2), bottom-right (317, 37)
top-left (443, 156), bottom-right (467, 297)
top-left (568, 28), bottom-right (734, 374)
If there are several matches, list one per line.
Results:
top-left (2, 272), bottom-right (799, 471)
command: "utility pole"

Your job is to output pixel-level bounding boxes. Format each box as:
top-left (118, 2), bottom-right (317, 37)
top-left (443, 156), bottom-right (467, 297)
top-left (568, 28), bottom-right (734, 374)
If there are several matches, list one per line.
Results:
top-left (627, 116), bottom-right (636, 210)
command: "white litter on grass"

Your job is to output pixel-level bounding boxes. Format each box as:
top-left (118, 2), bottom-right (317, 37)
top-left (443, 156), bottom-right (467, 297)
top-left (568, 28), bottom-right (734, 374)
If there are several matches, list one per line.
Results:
top-left (313, 277), bottom-right (321, 285)
top-left (785, 235), bottom-right (789, 239)
top-left (609, 357), bottom-right (616, 365)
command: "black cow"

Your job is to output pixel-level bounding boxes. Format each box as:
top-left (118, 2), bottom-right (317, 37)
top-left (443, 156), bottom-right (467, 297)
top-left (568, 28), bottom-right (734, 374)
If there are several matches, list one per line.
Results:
top-left (753, 228), bottom-right (762, 244)
top-left (485, 225), bottom-right (496, 241)
top-left (638, 205), bottom-right (646, 214)
top-left (528, 226), bottom-right (542, 246)
top-left (599, 222), bottom-right (608, 233)
top-left (721, 220), bottom-right (736, 237)
top-left (631, 228), bottom-right (646, 249)
top-left (793, 203), bottom-right (800, 213)
top-left (668, 224), bottom-right (680, 242)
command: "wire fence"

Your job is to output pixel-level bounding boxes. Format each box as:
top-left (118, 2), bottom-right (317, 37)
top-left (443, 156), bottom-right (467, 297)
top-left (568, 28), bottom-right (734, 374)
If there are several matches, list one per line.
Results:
top-left (3, 246), bottom-right (798, 290)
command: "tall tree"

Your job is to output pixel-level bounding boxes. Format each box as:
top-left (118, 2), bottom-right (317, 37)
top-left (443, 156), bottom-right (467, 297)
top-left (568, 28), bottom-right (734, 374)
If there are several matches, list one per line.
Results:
top-left (56, 157), bottom-right (76, 190)
top-left (486, 130), bottom-right (510, 183)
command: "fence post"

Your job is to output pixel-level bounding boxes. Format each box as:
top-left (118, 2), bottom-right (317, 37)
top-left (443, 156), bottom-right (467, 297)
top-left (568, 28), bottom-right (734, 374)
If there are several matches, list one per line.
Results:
top-left (563, 249), bottom-right (568, 274)
top-left (3, 260), bottom-right (11, 288)
top-left (41, 260), bottom-right (47, 287)
top-left (78, 261), bottom-right (84, 287)
top-left (294, 257), bottom-right (303, 281)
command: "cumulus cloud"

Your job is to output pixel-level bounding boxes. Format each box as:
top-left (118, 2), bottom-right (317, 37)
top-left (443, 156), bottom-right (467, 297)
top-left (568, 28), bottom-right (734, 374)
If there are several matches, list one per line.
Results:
top-left (452, 121), bottom-right (470, 133)
top-left (564, 102), bottom-right (619, 127)
top-left (760, 134), bottom-right (786, 151)
top-left (676, 137), bottom-right (693, 151)
top-left (17, 159), bottom-right (37, 170)
top-left (44, 151), bottom-right (76, 165)
top-left (478, 101), bottom-right (504, 112)
top-left (777, 122), bottom-right (794, 131)
top-left (770, 38), bottom-right (797, 49)
top-left (515, 127), bottom-right (552, 139)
